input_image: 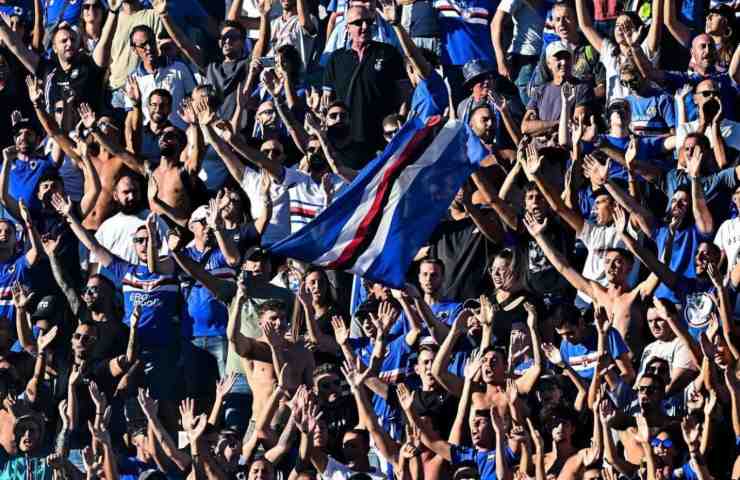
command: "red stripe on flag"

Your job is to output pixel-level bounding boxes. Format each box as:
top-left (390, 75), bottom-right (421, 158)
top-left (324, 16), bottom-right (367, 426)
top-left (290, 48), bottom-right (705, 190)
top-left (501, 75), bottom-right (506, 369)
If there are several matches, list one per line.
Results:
top-left (290, 207), bottom-right (318, 218)
top-left (326, 118), bottom-right (439, 269)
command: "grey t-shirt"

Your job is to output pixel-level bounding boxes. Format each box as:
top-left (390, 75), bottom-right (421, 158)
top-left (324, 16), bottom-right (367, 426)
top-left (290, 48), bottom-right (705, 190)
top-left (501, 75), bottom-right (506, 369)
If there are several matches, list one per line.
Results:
top-left (526, 80), bottom-right (593, 121)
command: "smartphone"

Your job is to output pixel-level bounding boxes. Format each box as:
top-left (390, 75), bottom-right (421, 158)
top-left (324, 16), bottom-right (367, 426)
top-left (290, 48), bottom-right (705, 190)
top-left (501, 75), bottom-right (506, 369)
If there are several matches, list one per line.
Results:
top-left (260, 56), bottom-right (276, 68)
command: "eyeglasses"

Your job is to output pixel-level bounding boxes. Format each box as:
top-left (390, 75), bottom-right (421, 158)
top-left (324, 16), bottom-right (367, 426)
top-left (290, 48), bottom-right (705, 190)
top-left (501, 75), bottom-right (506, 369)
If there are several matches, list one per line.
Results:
top-left (54, 107), bottom-right (65, 114)
top-left (132, 236), bottom-right (149, 244)
top-left (349, 18), bottom-right (374, 28)
top-left (220, 32), bottom-right (242, 42)
top-left (73, 332), bottom-right (97, 343)
top-left (650, 438), bottom-right (673, 449)
top-left (192, 218), bottom-right (207, 226)
top-left (697, 90), bottom-right (719, 98)
top-left (83, 286), bottom-right (100, 295)
top-left (82, 3), bottom-right (101, 10)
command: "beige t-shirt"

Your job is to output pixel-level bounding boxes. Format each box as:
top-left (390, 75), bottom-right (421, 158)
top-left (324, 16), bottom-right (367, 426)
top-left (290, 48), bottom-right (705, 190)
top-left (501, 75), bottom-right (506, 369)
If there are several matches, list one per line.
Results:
top-left (108, 9), bottom-right (163, 91)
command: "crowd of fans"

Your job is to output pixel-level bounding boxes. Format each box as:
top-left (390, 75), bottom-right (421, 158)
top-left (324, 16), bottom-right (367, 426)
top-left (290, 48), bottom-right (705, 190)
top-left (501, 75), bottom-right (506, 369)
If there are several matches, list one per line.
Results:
top-left (0, 0), bottom-right (737, 478)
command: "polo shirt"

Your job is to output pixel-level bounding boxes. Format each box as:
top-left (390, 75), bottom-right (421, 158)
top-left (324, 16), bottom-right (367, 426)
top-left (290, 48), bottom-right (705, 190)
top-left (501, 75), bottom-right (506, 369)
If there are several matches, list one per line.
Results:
top-left (126, 58), bottom-right (197, 130)
top-left (323, 41), bottom-right (404, 148)
top-left (8, 156), bottom-right (55, 215)
top-left (36, 54), bottom-right (105, 111)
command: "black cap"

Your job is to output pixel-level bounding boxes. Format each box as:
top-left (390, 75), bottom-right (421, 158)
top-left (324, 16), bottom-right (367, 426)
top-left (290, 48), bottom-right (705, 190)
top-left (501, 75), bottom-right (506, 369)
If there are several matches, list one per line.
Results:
top-left (31, 296), bottom-right (61, 321)
top-left (244, 246), bottom-right (270, 262)
top-left (708, 4), bottom-right (734, 22)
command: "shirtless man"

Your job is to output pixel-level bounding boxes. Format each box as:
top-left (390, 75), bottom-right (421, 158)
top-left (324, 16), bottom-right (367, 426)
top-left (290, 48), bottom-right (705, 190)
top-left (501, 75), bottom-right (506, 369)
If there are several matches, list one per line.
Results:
top-left (227, 281), bottom-right (314, 429)
top-left (79, 101), bottom-right (204, 227)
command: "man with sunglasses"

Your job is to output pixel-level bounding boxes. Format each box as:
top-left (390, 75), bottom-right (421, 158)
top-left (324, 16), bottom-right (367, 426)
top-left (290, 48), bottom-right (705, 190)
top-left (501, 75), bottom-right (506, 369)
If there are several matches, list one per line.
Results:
top-left (620, 61), bottom-right (676, 137)
top-left (323, 5), bottom-right (405, 152)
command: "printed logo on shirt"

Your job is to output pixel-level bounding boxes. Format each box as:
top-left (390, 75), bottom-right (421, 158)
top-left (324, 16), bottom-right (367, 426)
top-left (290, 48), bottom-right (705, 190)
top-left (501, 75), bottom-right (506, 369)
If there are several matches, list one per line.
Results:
top-left (684, 292), bottom-right (716, 329)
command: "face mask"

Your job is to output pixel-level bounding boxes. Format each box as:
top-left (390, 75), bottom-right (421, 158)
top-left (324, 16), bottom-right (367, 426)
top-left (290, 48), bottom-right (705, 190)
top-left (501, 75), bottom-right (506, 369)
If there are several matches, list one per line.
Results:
top-left (327, 123), bottom-right (350, 139)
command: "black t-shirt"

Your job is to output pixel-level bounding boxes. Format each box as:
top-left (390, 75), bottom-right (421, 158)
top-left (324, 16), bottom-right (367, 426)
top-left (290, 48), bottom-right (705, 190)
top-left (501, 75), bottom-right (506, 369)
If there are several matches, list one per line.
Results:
top-left (522, 218), bottom-right (574, 303)
top-left (36, 54), bottom-right (105, 112)
top-left (323, 42), bottom-right (404, 150)
top-left (428, 215), bottom-right (499, 302)
top-left (206, 57), bottom-right (248, 125)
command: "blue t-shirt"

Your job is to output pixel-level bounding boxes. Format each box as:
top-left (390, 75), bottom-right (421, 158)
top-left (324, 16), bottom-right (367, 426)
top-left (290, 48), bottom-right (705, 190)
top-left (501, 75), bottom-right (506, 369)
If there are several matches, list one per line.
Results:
top-left (0, 253), bottom-right (30, 326)
top-left (433, 0), bottom-right (498, 66)
top-left (108, 257), bottom-right (180, 349)
top-left (180, 246), bottom-right (235, 338)
top-left (560, 327), bottom-right (629, 380)
top-left (663, 167), bottom-right (737, 220)
top-left (672, 276), bottom-right (716, 339)
top-left (387, 300), bottom-right (463, 338)
top-left (625, 89), bottom-right (676, 136)
top-left (408, 71), bottom-right (448, 122)
top-left (9, 157), bottom-right (55, 216)
top-left (450, 444), bottom-right (517, 480)
top-left (653, 223), bottom-right (712, 303)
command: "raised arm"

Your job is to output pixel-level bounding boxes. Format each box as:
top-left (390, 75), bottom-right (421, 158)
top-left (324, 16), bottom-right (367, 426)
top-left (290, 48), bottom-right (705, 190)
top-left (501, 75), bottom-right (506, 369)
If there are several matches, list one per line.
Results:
top-left (382, 0), bottom-right (432, 79)
top-left (226, 277), bottom-right (273, 363)
top-left (515, 302), bottom-right (542, 394)
top-left (124, 76), bottom-right (144, 155)
top-left (644, 0), bottom-right (664, 55)
top-left (0, 147), bottom-right (23, 221)
top-left (430, 312), bottom-right (468, 397)
top-left (92, 0), bottom-right (121, 68)
top-left (573, 0), bottom-right (604, 51)
top-left (79, 103), bottom-right (146, 175)
top-left (542, 343), bottom-right (588, 411)
top-left (30, 0), bottom-right (42, 51)
top-left (51, 193), bottom-right (114, 267)
top-left (731, 44), bottom-right (740, 85)
top-left (523, 212), bottom-right (596, 298)
top-left (491, 9), bottom-right (511, 81)
top-left (139, 389), bottom-right (192, 472)
top-left (152, 0), bottom-right (205, 69)
top-left (449, 351), bottom-right (481, 446)
top-left (262, 69), bottom-right (311, 154)
top-left (398, 384), bottom-right (452, 461)
top-left (0, 18), bottom-right (39, 73)
top-left (42, 234), bottom-right (83, 316)
top-left (662, 0), bottom-right (691, 47)
top-left (77, 141), bottom-right (102, 222)
top-left (305, 113), bottom-right (359, 183)
top-left (686, 146), bottom-right (714, 235)
top-left (201, 122), bottom-right (247, 182)
top-left (471, 171), bottom-right (518, 231)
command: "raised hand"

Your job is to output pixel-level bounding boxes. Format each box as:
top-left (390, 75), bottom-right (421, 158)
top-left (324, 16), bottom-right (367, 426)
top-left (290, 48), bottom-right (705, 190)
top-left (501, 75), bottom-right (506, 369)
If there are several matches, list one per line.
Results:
top-left (151, 0), bottom-right (168, 15)
top-left (88, 419), bottom-right (112, 445)
top-left (625, 136), bottom-right (638, 172)
top-left (478, 294), bottom-right (497, 329)
top-left (331, 316), bottom-right (349, 346)
top-left (206, 198), bottom-right (225, 231)
top-left (178, 98), bottom-right (197, 125)
top-left (490, 92), bottom-right (509, 114)
top-left (193, 98), bottom-right (216, 126)
top-left (69, 364), bottom-right (83, 387)
top-left (522, 143), bottom-right (543, 178)
top-left (41, 234), bottom-right (61, 257)
top-left (179, 397), bottom-right (195, 432)
top-left (572, 114), bottom-right (585, 145)
top-left (687, 145), bottom-right (703, 178)
top-left (261, 322), bottom-right (287, 351)
top-left (306, 87), bottom-right (320, 114)
top-left (523, 301), bottom-right (537, 329)
top-left (25, 76), bottom-right (43, 104)
top-left (464, 349), bottom-right (483, 381)
top-left (542, 342), bottom-right (564, 367)
top-left (612, 206), bottom-right (628, 236)
top-left (2, 146), bottom-right (17, 163)
top-left (58, 399), bottom-right (70, 430)
top-left (594, 307), bottom-right (612, 335)
top-left (11, 282), bottom-right (34, 310)
top-left (379, 0), bottom-right (400, 24)
top-left (37, 325), bottom-right (58, 352)
top-left (189, 413), bottom-right (209, 442)
top-left (78, 103), bottom-right (97, 129)
top-left (18, 199), bottom-right (32, 226)
top-left (633, 415), bottom-right (650, 443)
top-left (583, 154), bottom-right (609, 186)
top-left (216, 373), bottom-right (237, 399)
top-left (50, 193), bottom-right (73, 217)
top-left (526, 418), bottom-right (544, 454)
top-left (137, 388), bottom-right (159, 419)
top-left (261, 68), bottom-right (281, 96)
top-left (125, 75), bottom-right (141, 105)
top-left (376, 301), bottom-right (399, 336)
top-left (397, 383), bottom-right (415, 411)
top-left (490, 405), bottom-right (505, 433)
top-left (523, 211), bottom-right (548, 237)
top-left (681, 415), bottom-right (701, 450)
top-left (561, 82), bottom-right (575, 106)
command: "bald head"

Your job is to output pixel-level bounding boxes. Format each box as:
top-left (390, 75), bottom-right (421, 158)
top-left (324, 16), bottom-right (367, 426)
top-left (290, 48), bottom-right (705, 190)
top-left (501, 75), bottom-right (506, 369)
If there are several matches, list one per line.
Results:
top-left (690, 34), bottom-right (716, 71)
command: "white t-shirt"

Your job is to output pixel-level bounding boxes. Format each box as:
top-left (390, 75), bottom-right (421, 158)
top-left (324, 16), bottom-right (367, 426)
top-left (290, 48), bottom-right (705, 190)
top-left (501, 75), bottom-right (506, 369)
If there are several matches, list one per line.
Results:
top-left (600, 38), bottom-right (659, 104)
top-left (576, 220), bottom-right (640, 304)
top-left (497, 0), bottom-right (544, 57)
top-left (241, 166), bottom-right (345, 245)
top-left (715, 217), bottom-right (740, 278)
top-left (92, 210), bottom-right (170, 265)
top-left (321, 457), bottom-right (386, 480)
top-left (269, 14), bottom-right (319, 69)
top-left (639, 337), bottom-right (698, 379)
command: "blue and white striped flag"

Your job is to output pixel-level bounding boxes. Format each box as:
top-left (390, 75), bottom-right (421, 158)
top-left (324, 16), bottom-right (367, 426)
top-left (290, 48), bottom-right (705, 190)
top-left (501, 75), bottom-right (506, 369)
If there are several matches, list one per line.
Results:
top-left (266, 114), bottom-right (488, 288)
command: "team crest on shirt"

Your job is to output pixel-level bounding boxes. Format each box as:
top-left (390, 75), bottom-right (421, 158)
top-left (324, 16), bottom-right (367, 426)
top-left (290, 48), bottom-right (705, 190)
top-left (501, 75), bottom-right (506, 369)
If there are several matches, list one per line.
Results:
top-left (684, 292), bottom-right (716, 329)
top-left (646, 105), bottom-right (657, 117)
top-left (374, 58), bottom-right (384, 71)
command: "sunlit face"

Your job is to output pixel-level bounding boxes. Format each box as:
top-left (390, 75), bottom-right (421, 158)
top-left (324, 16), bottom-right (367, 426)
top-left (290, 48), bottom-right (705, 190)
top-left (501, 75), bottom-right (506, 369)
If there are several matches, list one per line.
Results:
top-left (0, 221), bottom-right (17, 251)
top-left (710, 330), bottom-right (733, 368)
top-left (132, 227), bottom-right (150, 261)
top-left (82, 1), bottom-right (103, 23)
top-left (480, 350), bottom-right (505, 384)
top-left (693, 79), bottom-right (720, 108)
top-left (148, 93), bottom-right (172, 124)
top-left (546, 51), bottom-right (572, 77)
top-left (646, 308), bottom-right (670, 340)
top-left (415, 349), bottom-right (437, 389)
top-left (593, 194), bottom-right (613, 226)
top-left (248, 459), bottom-right (275, 480)
top-left (305, 271), bottom-right (327, 302)
top-left (705, 12), bottom-right (727, 35)
top-left (219, 188), bottom-right (243, 221)
top-left (651, 431), bottom-right (675, 462)
top-left (314, 373), bottom-right (342, 403)
top-left (552, 5), bottom-right (576, 38)
top-left (113, 176), bottom-right (140, 212)
top-left (549, 417), bottom-right (574, 443)
top-left (472, 76), bottom-right (493, 99)
top-left (694, 242), bottom-right (720, 276)
top-left (691, 35), bottom-right (716, 70)
top-left (614, 15), bottom-right (637, 45)
top-left (17, 423), bottom-right (40, 452)
top-left (132, 30), bottom-right (157, 64)
top-left (470, 106), bottom-right (495, 142)
top-left (220, 27), bottom-right (244, 58)
top-left (490, 257), bottom-right (514, 290)
top-left (346, 6), bottom-right (374, 47)
top-left (418, 262), bottom-right (443, 296)
top-left (604, 251), bottom-right (631, 283)
top-left (360, 314), bottom-right (377, 338)
top-left (259, 308), bottom-right (287, 335)
top-left (469, 414), bottom-right (493, 448)
top-left (72, 323), bottom-right (97, 358)
top-left (260, 139), bottom-right (285, 165)
top-left (326, 106), bottom-right (348, 127)
top-left (524, 188), bottom-right (546, 220)
top-left (15, 128), bottom-right (38, 155)
top-left (53, 28), bottom-right (77, 62)
top-left (82, 276), bottom-right (109, 311)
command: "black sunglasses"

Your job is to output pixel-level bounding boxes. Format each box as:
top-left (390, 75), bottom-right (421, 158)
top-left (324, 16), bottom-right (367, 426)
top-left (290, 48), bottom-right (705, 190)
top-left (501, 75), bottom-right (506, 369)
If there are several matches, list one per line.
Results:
top-left (697, 90), bottom-right (719, 98)
top-left (220, 32), bottom-right (242, 42)
top-left (132, 236), bottom-right (148, 244)
top-left (349, 18), bottom-right (374, 28)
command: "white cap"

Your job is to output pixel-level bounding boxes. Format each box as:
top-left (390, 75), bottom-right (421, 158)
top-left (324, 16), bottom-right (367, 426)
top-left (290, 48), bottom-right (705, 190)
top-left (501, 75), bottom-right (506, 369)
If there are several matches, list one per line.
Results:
top-left (546, 40), bottom-right (572, 58)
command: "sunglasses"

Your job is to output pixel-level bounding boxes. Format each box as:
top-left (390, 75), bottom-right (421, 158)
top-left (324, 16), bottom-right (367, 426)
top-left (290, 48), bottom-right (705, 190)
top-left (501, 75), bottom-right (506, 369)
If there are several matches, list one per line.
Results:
top-left (54, 107), bottom-right (65, 114)
top-left (73, 332), bottom-right (97, 343)
top-left (83, 286), bottom-right (100, 295)
top-left (383, 129), bottom-right (398, 139)
top-left (258, 108), bottom-right (276, 116)
top-left (220, 33), bottom-right (242, 42)
top-left (650, 438), bottom-right (673, 449)
top-left (262, 147), bottom-right (283, 155)
top-left (132, 236), bottom-right (149, 244)
top-left (697, 90), bottom-right (719, 98)
top-left (82, 3), bottom-right (101, 9)
top-left (349, 18), bottom-right (374, 28)
top-left (637, 385), bottom-right (659, 394)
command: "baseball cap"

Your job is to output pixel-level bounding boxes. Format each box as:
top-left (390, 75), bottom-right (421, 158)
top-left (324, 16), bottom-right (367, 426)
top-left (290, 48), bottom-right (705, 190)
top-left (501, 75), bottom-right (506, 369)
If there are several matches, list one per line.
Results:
top-left (31, 296), bottom-right (61, 322)
top-left (188, 205), bottom-right (209, 226)
top-left (546, 40), bottom-right (572, 58)
top-left (244, 246), bottom-right (270, 262)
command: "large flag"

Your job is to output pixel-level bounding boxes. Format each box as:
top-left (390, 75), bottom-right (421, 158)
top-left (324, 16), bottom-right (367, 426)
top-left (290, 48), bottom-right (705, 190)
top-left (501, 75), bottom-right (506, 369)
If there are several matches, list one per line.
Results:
top-left (267, 115), bottom-right (488, 288)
